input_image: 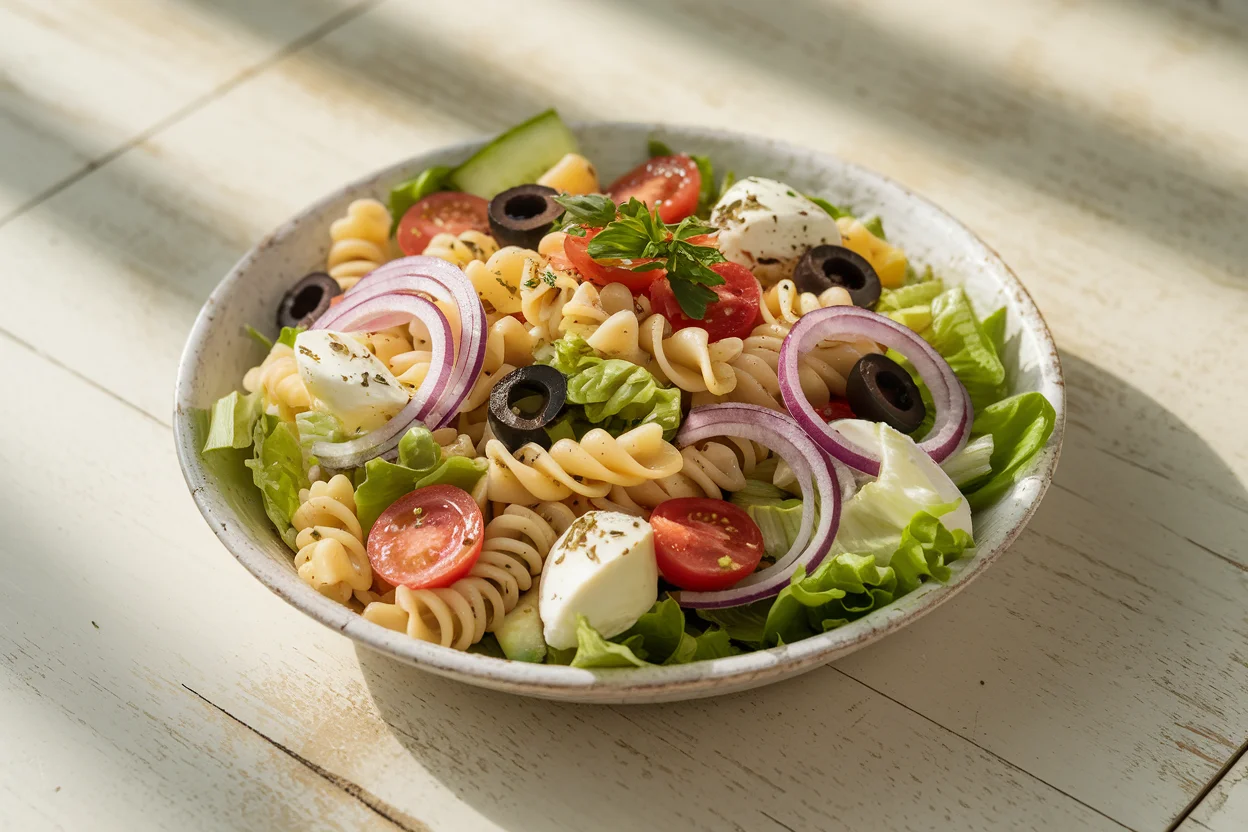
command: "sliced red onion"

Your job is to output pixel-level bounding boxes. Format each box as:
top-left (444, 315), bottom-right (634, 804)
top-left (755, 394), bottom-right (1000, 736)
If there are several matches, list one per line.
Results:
top-left (673, 403), bottom-right (844, 609)
top-left (308, 293), bottom-right (452, 470)
top-left (312, 256), bottom-right (487, 430)
top-left (779, 306), bottom-right (970, 476)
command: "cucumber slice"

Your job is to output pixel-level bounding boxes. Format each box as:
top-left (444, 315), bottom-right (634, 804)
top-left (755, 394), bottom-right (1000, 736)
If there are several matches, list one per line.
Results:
top-left (495, 590), bottom-right (547, 663)
top-left (450, 109), bottom-right (578, 199)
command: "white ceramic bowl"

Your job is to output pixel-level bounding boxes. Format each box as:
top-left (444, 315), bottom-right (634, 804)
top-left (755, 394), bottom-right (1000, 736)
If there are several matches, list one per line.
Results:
top-left (174, 122), bottom-right (1064, 703)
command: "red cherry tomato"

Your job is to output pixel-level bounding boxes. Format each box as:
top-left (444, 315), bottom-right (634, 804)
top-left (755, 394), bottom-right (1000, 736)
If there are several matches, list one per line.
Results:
top-left (606, 155), bottom-right (701, 223)
top-left (648, 262), bottom-right (762, 342)
top-left (815, 398), bottom-right (856, 422)
top-left (367, 485), bottom-right (484, 590)
top-left (650, 498), bottom-right (765, 592)
top-left (563, 227), bottom-right (666, 292)
top-left (396, 192), bottom-right (490, 256)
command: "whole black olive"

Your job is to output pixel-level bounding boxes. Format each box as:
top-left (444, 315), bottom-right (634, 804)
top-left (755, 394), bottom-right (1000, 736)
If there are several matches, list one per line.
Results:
top-left (277, 272), bottom-right (341, 329)
top-left (845, 354), bottom-right (926, 434)
top-left (488, 365), bottom-right (568, 452)
top-left (488, 184), bottom-right (563, 249)
top-left (793, 245), bottom-right (881, 309)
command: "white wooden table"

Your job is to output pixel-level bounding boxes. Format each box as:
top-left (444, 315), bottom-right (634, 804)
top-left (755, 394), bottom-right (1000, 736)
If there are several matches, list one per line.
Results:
top-left (3, 1), bottom-right (1247, 829)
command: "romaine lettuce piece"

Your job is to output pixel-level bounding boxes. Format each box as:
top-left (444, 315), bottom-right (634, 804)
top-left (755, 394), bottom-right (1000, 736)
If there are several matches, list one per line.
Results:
top-left (569, 615), bottom-right (650, 668)
top-left (354, 427), bottom-right (487, 533)
top-left (388, 165), bottom-right (454, 234)
top-left (244, 414), bottom-right (309, 549)
top-left (763, 552), bottom-right (898, 646)
top-left (923, 287), bottom-right (1008, 412)
top-left (202, 390), bottom-right (262, 453)
top-left (963, 392), bottom-right (1056, 510)
top-left (890, 510), bottom-right (973, 594)
top-left (940, 433), bottom-right (995, 489)
top-left (730, 480), bottom-right (809, 560)
top-left (538, 335), bottom-right (682, 438)
top-left (876, 278), bottom-right (946, 313)
top-left (295, 410), bottom-right (345, 465)
top-left (832, 421), bottom-right (971, 563)
top-left (695, 601), bottom-right (770, 647)
top-left (563, 598), bottom-right (736, 667)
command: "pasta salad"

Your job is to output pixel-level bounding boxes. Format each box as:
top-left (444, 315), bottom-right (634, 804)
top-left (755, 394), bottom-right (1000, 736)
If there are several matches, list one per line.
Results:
top-left (201, 110), bottom-right (1056, 667)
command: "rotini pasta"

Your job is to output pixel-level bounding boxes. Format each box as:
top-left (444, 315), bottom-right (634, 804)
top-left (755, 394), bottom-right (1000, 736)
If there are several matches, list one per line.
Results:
top-left (362, 504), bottom-right (568, 650)
top-left (759, 279), bottom-right (853, 326)
top-left (421, 229), bottom-right (499, 268)
top-left (291, 475), bottom-right (372, 605)
top-left (552, 282), bottom-right (649, 365)
top-left (618, 440), bottom-right (754, 509)
top-left (465, 246), bottom-right (539, 318)
top-left (640, 314), bottom-right (741, 395)
top-left (243, 342), bottom-right (311, 421)
top-left (326, 199), bottom-right (391, 291)
top-left (485, 423), bottom-right (683, 505)
top-left (520, 263), bottom-right (579, 343)
top-left (460, 315), bottom-right (535, 413)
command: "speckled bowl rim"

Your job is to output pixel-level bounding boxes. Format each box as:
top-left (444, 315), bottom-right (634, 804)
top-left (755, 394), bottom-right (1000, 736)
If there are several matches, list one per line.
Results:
top-left (174, 121), bottom-right (1065, 703)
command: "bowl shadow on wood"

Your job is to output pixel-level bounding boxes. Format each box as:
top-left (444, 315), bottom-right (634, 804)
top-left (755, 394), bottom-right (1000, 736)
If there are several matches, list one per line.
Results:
top-left (354, 354), bottom-right (1246, 831)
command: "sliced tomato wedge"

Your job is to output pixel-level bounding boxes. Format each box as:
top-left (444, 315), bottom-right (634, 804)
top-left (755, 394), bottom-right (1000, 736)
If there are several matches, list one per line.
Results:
top-left (606, 155), bottom-right (701, 223)
top-left (650, 498), bottom-right (765, 592)
top-left (366, 485), bottom-right (484, 590)
top-left (649, 262), bottom-right (762, 341)
top-left (563, 227), bottom-right (666, 292)
top-left (815, 398), bottom-right (856, 422)
top-left (396, 191), bottom-right (490, 256)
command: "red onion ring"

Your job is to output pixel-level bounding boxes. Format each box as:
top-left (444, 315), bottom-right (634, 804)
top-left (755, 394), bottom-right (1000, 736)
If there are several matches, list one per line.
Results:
top-left (779, 306), bottom-right (970, 476)
top-left (308, 294), bottom-right (453, 470)
top-left (673, 403), bottom-right (844, 609)
top-left (313, 256), bottom-right (487, 430)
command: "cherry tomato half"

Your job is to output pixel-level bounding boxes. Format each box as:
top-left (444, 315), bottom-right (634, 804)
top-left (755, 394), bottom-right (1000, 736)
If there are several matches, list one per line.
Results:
top-left (396, 192), bottom-right (490, 256)
top-left (606, 155), bottom-right (701, 223)
top-left (367, 485), bottom-right (484, 590)
top-left (650, 498), bottom-right (765, 592)
top-left (649, 262), bottom-right (762, 342)
top-left (563, 227), bottom-right (667, 292)
top-left (815, 397), bottom-right (856, 422)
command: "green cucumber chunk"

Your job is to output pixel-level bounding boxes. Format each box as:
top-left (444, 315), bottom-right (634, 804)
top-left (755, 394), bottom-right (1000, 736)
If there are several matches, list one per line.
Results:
top-left (495, 591), bottom-right (547, 663)
top-left (449, 109), bottom-right (578, 199)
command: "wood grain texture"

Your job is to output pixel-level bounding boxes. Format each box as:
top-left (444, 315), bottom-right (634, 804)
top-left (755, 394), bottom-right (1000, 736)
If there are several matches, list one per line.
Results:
top-left (1178, 749), bottom-right (1248, 832)
top-left (1, 0), bottom-right (1247, 829)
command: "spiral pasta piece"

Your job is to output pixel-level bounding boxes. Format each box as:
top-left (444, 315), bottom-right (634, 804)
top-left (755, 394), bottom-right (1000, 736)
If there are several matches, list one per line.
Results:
top-left (422, 230), bottom-right (499, 268)
top-left (243, 342), bottom-right (311, 421)
top-left (362, 504), bottom-right (568, 650)
top-left (465, 246), bottom-right (538, 318)
top-left (291, 475), bottom-right (372, 605)
top-left (554, 282), bottom-right (649, 364)
top-left (760, 279), bottom-right (853, 326)
top-left (537, 230), bottom-right (567, 259)
top-left (326, 199), bottom-right (391, 290)
top-left (521, 263), bottom-right (579, 343)
top-left (640, 314), bottom-right (741, 395)
top-left (460, 315), bottom-right (535, 413)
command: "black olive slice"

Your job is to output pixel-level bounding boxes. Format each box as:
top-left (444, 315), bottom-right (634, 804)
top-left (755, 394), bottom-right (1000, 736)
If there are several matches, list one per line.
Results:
top-left (488, 365), bottom-right (568, 452)
top-left (793, 245), bottom-right (881, 309)
top-left (845, 354), bottom-right (926, 434)
top-left (488, 184), bottom-right (563, 249)
top-left (277, 272), bottom-right (341, 329)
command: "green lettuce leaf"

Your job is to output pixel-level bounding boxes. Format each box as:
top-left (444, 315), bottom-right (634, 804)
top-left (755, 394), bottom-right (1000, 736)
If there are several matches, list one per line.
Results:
top-left (861, 215), bottom-right (886, 240)
top-left (617, 597), bottom-right (688, 664)
top-left (695, 601), bottom-right (770, 646)
top-left (923, 287), bottom-right (1008, 412)
top-left (538, 335), bottom-right (682, 438)
top-left (354, 427), bottom-right (487, 533)
top-left (245, 325), bottom-right (274, 351)
top-left (647, 139), bottom-right (674, 158)
top-left (729, 480), bottom-right (808, 560)
top-left (691, 628), bottom-right (740, 660)
top-left (833, 421), bottom-right (971, 563)
top-left (295, 411), bottom-right (345, 465)
top-left (963, 392), bottom-right (1056, 510)
top-left (982, 306), bottom-right (1007, 359)
top-left (277, 326), bottom-right (303, 348)
top-left (388, 165), bottom-right (454, 235)
top-left (806, 195), bottom-right (852, 219)
top-left (876, 278), bottom-right (946, 313)
top-left (763, 552), bottom-right (899, 646)
top-left (244, 415), bottom-right (309, 549)
top-left (890, 510), bottom-right (973, 594)
top-left (569, 616), bottom-right (650, 668)
top-left (940, 433), bottom-right (995, 489)
top-left (690, 154), bottom-right (717, 217)
top-left (203, 391), bottom-right (263, 453)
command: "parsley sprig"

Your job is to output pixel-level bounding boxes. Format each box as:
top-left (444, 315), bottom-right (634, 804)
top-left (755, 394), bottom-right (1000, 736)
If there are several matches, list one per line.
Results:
top-left (552, 194), bottom-right (727, 319)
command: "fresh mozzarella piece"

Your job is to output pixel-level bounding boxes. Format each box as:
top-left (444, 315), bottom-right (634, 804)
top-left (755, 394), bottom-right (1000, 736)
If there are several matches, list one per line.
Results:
top-left (709, 177), bottom-right (841, 283)
top-left (539, 511), bottom-right (658, 650)
top-left (294, 330), bottom-right (409, 435)
top-left (832, 420), bottom-right (972, 563)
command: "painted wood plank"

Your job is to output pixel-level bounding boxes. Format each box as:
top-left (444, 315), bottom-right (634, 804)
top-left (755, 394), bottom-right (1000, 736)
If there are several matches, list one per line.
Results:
top-left (0, 316), bottom-right (1121, 832)
top-left (0, 0), bottom-right (365, 220)
top-left (1178, 751), bottom-right (1248, 832)
top-left (0, 333), bottom-right (414, 832)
